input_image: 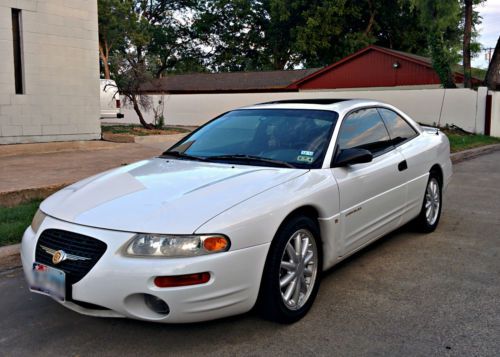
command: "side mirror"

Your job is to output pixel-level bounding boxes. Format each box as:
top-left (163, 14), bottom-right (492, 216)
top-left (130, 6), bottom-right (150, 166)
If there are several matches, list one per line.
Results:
top-left (333, 148), bottom-right (373, 167)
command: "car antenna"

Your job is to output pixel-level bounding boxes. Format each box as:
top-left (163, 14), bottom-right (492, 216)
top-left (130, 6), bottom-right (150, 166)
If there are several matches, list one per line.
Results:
top-left (436, 89), bottom-right (447, 135)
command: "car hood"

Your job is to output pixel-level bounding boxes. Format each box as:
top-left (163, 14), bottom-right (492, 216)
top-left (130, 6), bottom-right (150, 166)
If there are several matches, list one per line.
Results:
top-left (41, 158), bottom-right (306, 234)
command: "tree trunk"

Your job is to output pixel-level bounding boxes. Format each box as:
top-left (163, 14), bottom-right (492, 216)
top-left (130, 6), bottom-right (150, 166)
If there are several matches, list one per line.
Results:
top-left (99, 41), bottom-right (111, 79)
top-left (364, 0), bottom-right (375, 36)
top-left (463, 0), bottom-right (473, 88)
top-left (131, 95), bottom-right (154, 129)
top-left (485, 36), bottom-right (500, 90)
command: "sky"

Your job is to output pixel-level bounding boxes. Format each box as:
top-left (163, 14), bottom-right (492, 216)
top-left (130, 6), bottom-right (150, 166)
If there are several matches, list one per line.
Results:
top-left (472, 0), bottom-right (500, 69)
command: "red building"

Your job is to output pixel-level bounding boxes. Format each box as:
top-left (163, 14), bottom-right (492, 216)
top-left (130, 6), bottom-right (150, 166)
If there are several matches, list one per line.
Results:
top-left (141, 45), bottom-right (480, 94)
top-left (289, 45), bottom-right (477, 90)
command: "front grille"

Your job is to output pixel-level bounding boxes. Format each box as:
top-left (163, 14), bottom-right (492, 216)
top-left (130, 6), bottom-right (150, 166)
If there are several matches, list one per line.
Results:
top-left (35, 229), bottom-right (107, 286)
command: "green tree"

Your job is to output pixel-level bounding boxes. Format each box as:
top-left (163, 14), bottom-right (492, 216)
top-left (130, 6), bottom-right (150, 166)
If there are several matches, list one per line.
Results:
top-left (194, 0), bottom-right (433, 71)
top-left (411, 0), bottom-right (462, 88)
top-left (99, 0), bottom-right (201, 128)
top-left (98, 0), bottom-right (135, 79)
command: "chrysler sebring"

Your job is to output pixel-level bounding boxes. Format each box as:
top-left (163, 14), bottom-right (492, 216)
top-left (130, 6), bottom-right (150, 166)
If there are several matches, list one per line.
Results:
top-left (22, 99), bottom-right (451, 323)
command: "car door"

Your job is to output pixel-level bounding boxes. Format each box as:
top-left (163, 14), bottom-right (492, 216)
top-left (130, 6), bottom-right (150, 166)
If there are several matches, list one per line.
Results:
top-left (377, 107), bottom-right (427, 225)
top-left (331, 108), bottom-right (408, 256)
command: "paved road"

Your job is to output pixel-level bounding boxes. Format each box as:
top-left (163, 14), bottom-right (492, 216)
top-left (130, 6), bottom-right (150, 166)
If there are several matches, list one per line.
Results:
top-left (1, 152), bottom-right (499, 357)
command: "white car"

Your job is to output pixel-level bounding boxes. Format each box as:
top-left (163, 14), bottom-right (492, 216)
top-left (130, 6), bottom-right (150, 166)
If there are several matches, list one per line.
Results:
top-left (22, 99), bottom-right (452, 323)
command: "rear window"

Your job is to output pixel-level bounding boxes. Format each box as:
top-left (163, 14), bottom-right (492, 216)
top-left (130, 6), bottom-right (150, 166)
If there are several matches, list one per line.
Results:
top-left (377, 108), bottom-right (418, 146)
top-left (337, 108), bottom-right (393, 156)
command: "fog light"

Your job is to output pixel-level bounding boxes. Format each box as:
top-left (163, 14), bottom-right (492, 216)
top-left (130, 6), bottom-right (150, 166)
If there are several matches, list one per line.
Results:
top-left (154, 272), bottom-right (210, 288)
top-left (144, 294), bottom-right (169, 315)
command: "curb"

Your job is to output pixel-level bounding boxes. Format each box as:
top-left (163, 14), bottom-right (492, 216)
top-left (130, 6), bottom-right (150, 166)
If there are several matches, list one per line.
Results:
top-left (450, 143), bottom-right (500, 164)
top-left (102, 132), bottom-right (187, 144)
top-left (0, 183), bottom-right (71, 207)
top-left (0, 243), bottom-right (20, 259)
top-left (0, 140), bottom-right (122, 158)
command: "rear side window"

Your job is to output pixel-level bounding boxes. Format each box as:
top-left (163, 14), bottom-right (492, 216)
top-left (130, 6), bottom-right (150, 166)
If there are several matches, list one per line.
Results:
top-left (378, 108), bottom-right (418, 146)
top-left (337, 108), bottom-right (393, 156)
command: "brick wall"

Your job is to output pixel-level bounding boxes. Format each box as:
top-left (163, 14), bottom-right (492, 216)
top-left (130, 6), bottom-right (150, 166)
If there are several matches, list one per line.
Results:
top-left (0, 0), bottom-right (100, 144)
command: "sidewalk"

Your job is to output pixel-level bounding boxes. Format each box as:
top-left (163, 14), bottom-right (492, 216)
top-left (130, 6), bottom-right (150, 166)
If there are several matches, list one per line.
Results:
top-left (0, 135), bottom-right (185, 205)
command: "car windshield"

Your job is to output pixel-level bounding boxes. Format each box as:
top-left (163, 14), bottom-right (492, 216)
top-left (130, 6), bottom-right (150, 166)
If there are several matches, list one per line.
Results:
top-left (165, 109), bottom-right (338, 168)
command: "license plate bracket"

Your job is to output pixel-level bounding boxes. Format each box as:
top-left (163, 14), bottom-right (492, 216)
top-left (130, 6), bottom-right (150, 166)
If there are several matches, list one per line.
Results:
top-left (30, 262), bottom-right (66, 301)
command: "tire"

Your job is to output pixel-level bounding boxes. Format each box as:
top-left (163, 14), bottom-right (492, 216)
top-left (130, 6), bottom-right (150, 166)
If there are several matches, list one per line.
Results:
top-left (414, 172), bottom-right (442, 233)
top-left (257, 215), bottom-right (322, 324)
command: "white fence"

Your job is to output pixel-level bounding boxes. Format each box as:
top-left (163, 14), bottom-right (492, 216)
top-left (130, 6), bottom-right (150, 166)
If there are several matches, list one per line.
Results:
top-left (108, 87), bottom-right (492, 134)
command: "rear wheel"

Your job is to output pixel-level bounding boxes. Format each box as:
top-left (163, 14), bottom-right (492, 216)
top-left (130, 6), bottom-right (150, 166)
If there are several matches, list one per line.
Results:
top-left (414, 173), bottom-right (442, 232)
top-left (258, 215), bottom-right (321, 323)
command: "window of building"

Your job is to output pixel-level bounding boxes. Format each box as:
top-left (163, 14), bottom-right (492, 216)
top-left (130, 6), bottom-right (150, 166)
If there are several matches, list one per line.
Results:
top-left (12, 8), bottom-right (24, 94)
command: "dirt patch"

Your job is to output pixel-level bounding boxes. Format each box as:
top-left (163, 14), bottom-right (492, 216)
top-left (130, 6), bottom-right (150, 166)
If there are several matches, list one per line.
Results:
top-left (0, 254), bottom-right (21, 272)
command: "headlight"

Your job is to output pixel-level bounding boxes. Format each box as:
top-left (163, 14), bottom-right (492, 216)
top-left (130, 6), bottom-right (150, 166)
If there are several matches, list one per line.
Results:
top-left (31, 209), bottom-right (46, 233)
top-left (125, 234), bottom-right (230, 257)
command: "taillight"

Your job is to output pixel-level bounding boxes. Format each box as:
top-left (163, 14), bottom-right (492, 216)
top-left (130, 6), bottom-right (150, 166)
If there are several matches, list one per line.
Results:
top-left (116, 99), bottom-right (121, 108)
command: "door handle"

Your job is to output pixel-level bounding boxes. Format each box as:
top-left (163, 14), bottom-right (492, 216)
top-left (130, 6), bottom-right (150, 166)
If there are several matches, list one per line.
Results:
top-left (398, 160), bottom-right (408, 172)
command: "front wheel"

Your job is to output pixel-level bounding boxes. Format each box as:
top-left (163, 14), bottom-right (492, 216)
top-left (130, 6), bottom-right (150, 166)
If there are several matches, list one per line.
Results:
top-left (414, 173), bottom-right (442, 233)
top-left (257, 215), bottom-right (322, 323)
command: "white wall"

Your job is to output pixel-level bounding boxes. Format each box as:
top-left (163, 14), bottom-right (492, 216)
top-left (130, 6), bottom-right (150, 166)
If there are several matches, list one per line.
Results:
top-left (110, 87), bottom-right (488, 134)
top-left (0, 0), bottom-right (101, 144)
top-left (490, 91), bottom-right (500, 138)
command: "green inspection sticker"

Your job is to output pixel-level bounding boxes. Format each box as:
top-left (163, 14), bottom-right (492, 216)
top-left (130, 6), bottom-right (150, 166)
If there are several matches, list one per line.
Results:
top-left (297, 155), bottom-right (314, 163)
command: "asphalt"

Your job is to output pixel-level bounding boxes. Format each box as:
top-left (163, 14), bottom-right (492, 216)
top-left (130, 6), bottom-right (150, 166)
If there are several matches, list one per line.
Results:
top-left (0, 151), bottom-right (499, 357)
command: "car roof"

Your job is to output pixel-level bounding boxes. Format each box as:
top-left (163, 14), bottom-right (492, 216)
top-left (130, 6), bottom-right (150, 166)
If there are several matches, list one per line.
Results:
top-left (242, 98), bottom-right (389, 113)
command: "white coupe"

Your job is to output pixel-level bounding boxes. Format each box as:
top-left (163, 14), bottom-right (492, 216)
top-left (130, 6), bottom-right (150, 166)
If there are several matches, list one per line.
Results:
top-left (22, 99), bottom-right (452, 323)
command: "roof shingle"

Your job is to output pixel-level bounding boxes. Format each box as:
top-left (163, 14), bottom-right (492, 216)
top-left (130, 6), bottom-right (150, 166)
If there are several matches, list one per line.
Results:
top-left (139, 68), bottom-right (320, 93)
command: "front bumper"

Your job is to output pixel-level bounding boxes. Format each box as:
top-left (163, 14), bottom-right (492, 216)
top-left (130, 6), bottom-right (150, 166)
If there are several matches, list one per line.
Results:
top-left (21, 216), bottom-right (269, 323)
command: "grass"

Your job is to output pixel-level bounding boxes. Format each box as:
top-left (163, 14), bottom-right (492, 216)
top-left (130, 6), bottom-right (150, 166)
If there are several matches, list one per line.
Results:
top-left (0, 199), bottom-right (41, 247)
top-left (445, 132), bottom-right (500, 153)
top-left (101, 124), bottom-right (189, 136)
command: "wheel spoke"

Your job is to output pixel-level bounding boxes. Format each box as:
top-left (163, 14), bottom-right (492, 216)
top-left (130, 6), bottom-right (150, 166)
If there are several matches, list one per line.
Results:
top-left (286, 243), bottom-right (298, 263)
top-left (280, 272), bottom-right (295, 288)
top-left (281, 261), bottom-right (296, 271)
top-left (301, 237), bottom-right (309, 258)
top-left (304, 266), bottom-right (313, 277)
top-left (300, 274), bottom-right (307, 292)
top-left (304, 251), bottom-right (314, 265)
top-left (293, 275), bottom-right (301, 305)
top-left (294, 233), bottom-right (302, 258)
top-left (283, 278), bottom-right (297, 302)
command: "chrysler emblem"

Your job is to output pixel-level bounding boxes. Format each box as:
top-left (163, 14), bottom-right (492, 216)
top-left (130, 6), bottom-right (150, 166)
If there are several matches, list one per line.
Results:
top-left (40, 245), bottom-right (91, 264)
top-left (52, 250), bottom-right (66, 264)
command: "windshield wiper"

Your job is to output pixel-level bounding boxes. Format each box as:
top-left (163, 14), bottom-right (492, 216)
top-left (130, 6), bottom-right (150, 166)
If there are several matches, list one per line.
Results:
top-left (206, 154), bottom-right (296, 168)
top-left (161, 151), bottom-right (209, 162)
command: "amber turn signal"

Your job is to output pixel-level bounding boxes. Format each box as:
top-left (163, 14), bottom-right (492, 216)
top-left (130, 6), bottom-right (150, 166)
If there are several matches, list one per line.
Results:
top-left (154, 272), bottom-right (210, 288)
top-left (203, 236), bottom-right (229, 252)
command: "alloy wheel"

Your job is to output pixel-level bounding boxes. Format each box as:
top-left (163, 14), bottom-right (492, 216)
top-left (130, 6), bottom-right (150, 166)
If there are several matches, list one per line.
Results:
top-left (425, 177), bottom-right (441, 226)
top-left (279, 229), bottom-right (318, 310)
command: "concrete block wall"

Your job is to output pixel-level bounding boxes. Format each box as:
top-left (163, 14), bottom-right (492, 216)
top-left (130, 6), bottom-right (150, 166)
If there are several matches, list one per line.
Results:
top-left (490, 91), bottom-right (500, 138)
top-left (110, 87), bottom-right (488, 134)
top-left (0, 0), bottom-right (101, 144)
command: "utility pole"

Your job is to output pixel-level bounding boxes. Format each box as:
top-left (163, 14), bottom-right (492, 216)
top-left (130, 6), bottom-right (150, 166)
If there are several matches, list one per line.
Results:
top-left (485, 47), bottom-right (494, 63)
